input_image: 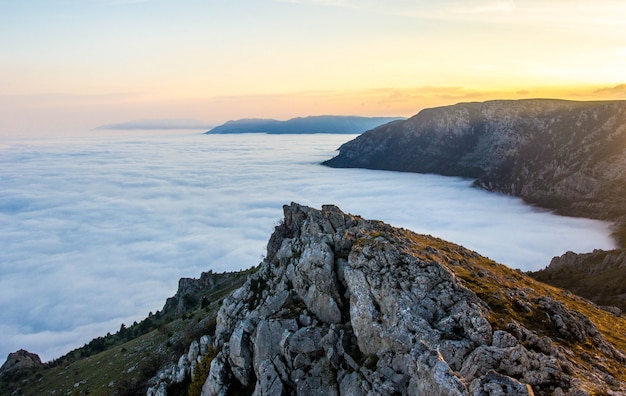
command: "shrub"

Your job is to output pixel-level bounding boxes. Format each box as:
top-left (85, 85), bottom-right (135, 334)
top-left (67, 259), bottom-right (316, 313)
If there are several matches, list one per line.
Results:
top-left (188, 346), bottom-right (218, 396)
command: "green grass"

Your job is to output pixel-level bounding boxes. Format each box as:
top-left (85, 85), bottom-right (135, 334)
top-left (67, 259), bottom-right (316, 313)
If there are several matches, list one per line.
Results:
top-left (3, 330), bottom-right (167, 396)
top-left (389, 230), bottom-right (626, 388)
top-left (0, 268), bottom-right (256, 396)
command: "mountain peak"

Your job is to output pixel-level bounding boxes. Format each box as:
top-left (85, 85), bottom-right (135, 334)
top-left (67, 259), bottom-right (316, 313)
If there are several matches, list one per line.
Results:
top-left (196, 203), bottom-right (626, 395)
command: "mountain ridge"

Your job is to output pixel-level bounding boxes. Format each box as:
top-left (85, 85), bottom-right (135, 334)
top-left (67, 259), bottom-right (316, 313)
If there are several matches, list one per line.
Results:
top-left (205, 115), bottom-right (404, 134)
top-left (322, 99), bottom-right (626, 229)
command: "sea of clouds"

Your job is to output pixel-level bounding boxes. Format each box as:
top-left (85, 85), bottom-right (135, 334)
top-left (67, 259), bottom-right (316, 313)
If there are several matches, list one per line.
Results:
top-left (0, 131), bottom-right (615, 362)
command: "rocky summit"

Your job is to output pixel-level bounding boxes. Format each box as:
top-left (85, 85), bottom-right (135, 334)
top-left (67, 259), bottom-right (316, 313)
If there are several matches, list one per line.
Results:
top-left (0, 350), bottom-right (42, 378)
top-left (323, 99), bottom-right (626, 224)
top-left (198, 203), bottom-right (626, 396)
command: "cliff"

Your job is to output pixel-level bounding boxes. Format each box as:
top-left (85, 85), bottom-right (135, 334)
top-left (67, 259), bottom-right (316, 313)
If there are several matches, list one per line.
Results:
top-left (530, 249), bottom-right (626, 312)
top-left (322, 99), bottom-right (626, 224)
top-left (205, 116), bottom-right (403, 135)
top-left (0, 350), bottom-right (42, 378)
top-left (198, 203), bottom-right (625, 396)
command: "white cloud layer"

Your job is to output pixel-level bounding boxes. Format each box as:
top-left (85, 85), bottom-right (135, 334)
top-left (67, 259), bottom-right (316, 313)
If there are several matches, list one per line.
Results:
top-left (0, 132), bottom-right (615, 362)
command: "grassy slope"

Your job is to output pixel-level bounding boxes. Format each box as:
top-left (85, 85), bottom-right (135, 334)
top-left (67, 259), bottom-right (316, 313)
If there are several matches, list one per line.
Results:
top-left (0, 269), bottom-right (254, 396)
top-left (396, 230), bottom-right (626, 388)
top-left (529, 249), bottom-right (626, 312)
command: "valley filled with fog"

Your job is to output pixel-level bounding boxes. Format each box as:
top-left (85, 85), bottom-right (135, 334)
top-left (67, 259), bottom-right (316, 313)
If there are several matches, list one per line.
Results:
top-left (0, 131), bottom-right (615, 361)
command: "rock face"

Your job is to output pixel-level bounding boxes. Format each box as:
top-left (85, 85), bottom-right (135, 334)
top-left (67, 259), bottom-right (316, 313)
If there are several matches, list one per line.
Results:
top-left (323, 99), bottom-right (626, 222)
top-left (200, 203), bottom-right (626, 396)
top-left (530, 249), bottom-right (626, 312)
top-left (0, 350), bottom-right (42, 377)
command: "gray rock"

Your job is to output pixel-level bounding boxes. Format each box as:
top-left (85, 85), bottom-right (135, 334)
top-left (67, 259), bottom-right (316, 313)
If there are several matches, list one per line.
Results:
top-left (202, 351), bottom-right (230, 396)
top-left (294, 359), bottom-right (338, 396)
top-left (253, 359), bottom-right (286, 396)
top-left (469, 370), bottom-right (534, 396)
top-left (460, 344), bottom-right (561, 386)
top-left (254, 318), bottom-right (298, 370)
top-left (287, 327), bottom-right (323, 356)
top-left (200, 335), bottom-right (213, 355)
top-left (175, 354), bottom-right (189, 383)
top-left (199, 203), bottom-right (626, 396)
top-left (228, 323), bottom-right (254, 386)
top-left (188, 340), bottom-right (200, 364)
top-left (0, 349), bottom-right (42, 376)
top-left (287, 240), bottom-right (342, 324)
top-left (339, 372), bottom-right (367, 396)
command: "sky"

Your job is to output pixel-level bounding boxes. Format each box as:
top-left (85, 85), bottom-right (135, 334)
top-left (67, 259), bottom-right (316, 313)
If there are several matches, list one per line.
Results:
top-left (1, 0), bottom-right (625, 136)
top-left (0, 133), bottom-right (615, 361)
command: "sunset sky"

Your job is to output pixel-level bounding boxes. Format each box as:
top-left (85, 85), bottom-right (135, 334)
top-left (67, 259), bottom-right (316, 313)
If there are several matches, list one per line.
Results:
top-left (1, 0), bottom-right (625, 136)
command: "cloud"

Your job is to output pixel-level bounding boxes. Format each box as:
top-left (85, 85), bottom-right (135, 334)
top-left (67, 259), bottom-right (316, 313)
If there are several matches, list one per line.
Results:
top-left (593, 84), bottom-right (626, 97)
top-left (0, 132), bottom-right (615, 362)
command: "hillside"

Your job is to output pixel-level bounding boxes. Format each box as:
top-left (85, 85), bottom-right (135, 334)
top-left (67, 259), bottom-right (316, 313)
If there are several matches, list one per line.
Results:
top-left (322, 99), bottom-right (626, 229)
top-left (205, 115), bottom-right (403, 134)
top-left (0, 269), bottom-right (255, 396)
top-left (3, 203), bottom-right (624, 395)
top-left (530, 249), bottom-right (626, 312)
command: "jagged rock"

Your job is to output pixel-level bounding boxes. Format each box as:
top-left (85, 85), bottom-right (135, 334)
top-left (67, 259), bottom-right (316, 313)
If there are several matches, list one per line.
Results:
top-left (200, 204), bottom-right (626, 395)
top-left (202, 351), bottom-right (232, 396)
top-left (460, 344), bottom-right (561, 385)
top-left (163, 270), bottom-right (249, 316)
top-left (147, 333), bottom-right (216, 395)
top-left (469, 370), bottom-right (534, 396)
top-left (200, 335), bottom-right (213, 355)
top-left (601, 305), bottom-right (622, 316)
top-left (188, 340), bottom-right (200, 365)
top-left (0, 349), bottom-right (43, 376)
top-left (253, 358), bottom-right (286, 396)
top-left (229, 321), bottom-right (255, 386)
top-left (146, 383), bottom-right (167, 396)
top-left (286, 327), bottom-right (323, 356)
top-left (175, 354), bottom-right (189, 383)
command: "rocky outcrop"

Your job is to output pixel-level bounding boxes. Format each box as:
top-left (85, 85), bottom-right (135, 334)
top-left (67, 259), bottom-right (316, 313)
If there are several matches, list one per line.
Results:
top-left (0, 350), bottom-right (42, 377)
top-left (323, 99), bottom-right (626, 223)
top-left (199, 203), bottom-right (626, 396)
top-left (163, 270), bottom-right (247, 316)
top-left (147, 335), bottom-right (214, 395)
top-left (530, 249), bottom-right (626, 312)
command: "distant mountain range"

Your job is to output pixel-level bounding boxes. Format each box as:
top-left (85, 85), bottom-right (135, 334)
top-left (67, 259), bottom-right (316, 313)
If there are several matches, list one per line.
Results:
top-left (205, 115), bottom-right (404, 135)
